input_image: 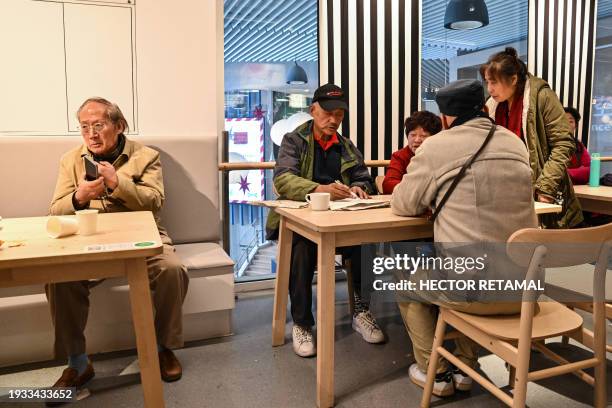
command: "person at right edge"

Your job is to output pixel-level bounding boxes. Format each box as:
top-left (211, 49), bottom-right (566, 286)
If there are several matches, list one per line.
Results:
top-left (481, 47), bottom-right (583, 228)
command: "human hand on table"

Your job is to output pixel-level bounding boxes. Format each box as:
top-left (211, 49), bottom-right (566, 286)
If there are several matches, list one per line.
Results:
top-left (75, 177), bottom-right (105, 206)
top-left (349, 186), bottom-right (370, 199)
top-left (314, 183), bottom-right (353, 200)
top-left (536, 193), bottom-right (555, 203)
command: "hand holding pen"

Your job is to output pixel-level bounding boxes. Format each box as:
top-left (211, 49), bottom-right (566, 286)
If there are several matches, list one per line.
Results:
top-left (335, 180), bottom-right (359, 199)
top-left (313, 181), bottom-right (352, 200)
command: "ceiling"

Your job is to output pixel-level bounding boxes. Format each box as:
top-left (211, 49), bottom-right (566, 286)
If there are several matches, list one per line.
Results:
top-left (224, 0), bottom-right (318, 63)
top-left (422, 0), bottom-right (528, 60)
top-left (224, 0), bottom-right (612, 63)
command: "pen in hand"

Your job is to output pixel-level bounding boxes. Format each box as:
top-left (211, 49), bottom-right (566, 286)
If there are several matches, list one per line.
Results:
top-left (334, 180), bottom-right (359, 199)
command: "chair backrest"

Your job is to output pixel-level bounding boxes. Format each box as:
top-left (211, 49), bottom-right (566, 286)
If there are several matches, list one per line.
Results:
top-left (375, 175), bottom-right (385, 194)
top-left (507, 223), bottom-right (612, 268)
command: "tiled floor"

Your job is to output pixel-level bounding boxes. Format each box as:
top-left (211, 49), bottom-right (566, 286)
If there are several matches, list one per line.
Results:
top-left (0, 282), bottom-right (611, 407)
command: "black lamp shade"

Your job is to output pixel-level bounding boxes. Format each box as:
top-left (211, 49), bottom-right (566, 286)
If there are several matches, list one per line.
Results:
top-left (444, 0), bottom-right (489, 30)
top-left (286, 62), bottom-right (308, 85)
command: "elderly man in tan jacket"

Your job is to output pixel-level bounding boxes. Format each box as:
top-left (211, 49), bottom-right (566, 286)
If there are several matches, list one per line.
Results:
top-left (46, 98), bottom-right (188, 402)
top-left (391, 80), bottom-right (537, 398)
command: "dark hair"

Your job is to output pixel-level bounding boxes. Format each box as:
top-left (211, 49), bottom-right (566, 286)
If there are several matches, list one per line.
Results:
top-left (480, 47), bottom-right (528, 97)
top-left (564, 107), bottom-right (581, 123)
top-left (564, 106), bottom-right (583, 155)
top-left (404, 110), bottom-right (442, 136)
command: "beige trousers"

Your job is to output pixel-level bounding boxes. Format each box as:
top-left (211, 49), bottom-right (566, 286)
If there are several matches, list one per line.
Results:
top-left (45, 244), bottom-right (189, 359)
top-left (398, 299), bottom-right (521, 373)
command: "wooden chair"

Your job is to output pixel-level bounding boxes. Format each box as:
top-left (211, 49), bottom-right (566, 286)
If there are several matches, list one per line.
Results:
top-left (375, 175), bottom-right (385, 195)
top-left (546, 264), bottom-right (612, 352)
top-left (421, 223), bottom-right (612, 408)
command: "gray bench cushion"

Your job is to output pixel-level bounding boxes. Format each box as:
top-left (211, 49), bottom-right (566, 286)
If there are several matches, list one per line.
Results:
top-left (175, 242), bottom-right (234, 278)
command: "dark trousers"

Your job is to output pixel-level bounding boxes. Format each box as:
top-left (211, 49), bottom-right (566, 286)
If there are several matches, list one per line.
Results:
top-left (289, 233), bottom-right (362, 327)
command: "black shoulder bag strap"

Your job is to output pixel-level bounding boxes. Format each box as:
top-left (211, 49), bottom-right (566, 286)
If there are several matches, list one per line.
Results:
top-left (429, 120), bottom-right (497, 222)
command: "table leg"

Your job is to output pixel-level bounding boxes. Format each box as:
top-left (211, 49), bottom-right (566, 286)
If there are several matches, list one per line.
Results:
top-left (126, 258), bottom-right (165, 408)
top-left (272, 217), bottom-right (293, 346)
top-left (317, 232), bottom-right (336, 408)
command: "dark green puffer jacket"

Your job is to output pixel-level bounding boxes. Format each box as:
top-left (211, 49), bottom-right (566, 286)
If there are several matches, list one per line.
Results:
top-left (265, 120), bottom-right (374, 239)
top-left (487, 75), bottom-right (583, 228)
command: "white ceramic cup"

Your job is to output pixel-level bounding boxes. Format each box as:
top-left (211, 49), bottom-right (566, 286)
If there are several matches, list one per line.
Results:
top-left (47, 216), bottom-right (79, 239)
top-left (305, 192), bottom-right (330, 211)
top-left (76, 209), bottom-right (99, 236)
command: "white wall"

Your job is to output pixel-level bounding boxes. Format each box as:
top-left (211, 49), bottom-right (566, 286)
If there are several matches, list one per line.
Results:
top-left (0, 0), bottom-right (223, 140)
top-left (136, 0), bottom-right (223, 138)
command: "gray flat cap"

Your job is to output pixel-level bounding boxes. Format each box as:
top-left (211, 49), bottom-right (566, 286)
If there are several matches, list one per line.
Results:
top-left (435, 79), bottom-right (485, 117)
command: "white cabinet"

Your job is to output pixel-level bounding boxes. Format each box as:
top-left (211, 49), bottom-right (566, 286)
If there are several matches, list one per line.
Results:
top-left (0, 0), bottom-right (67, 133)
top-left (64, 3), bottom-right (136, 131)
top-left (0, 0), bottom-right (137, 135)
top-left (38, 0), bottom-right (134, 4)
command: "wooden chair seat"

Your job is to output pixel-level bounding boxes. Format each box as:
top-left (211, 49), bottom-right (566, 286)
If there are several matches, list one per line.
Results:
top-left (447, 301), bottom-right (583, 341)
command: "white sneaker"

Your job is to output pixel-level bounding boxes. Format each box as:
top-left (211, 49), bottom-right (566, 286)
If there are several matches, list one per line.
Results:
top-left (352, 310), bottom-right (385, 344)
top-left (292, 325), bottom-right (316, 357)
top-left (409, 363), bottom-right (454, 397)
top-left (451, 367), bottom-right (473, 391)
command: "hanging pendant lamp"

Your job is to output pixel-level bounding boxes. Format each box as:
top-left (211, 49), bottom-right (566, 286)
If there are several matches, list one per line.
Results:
top-left (444, 0), bottom-right (489, 30)
top-left (286, 62), bottom-right (308, 85)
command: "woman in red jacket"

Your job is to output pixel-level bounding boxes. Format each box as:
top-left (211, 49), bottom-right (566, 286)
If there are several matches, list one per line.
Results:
top-left (382, 111), bottom-right (442, 193)
top-left (564, 107), bottom-right (591, 185)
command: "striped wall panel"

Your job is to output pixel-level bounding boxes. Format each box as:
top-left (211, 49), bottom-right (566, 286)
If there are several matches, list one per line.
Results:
top-left (319, 0), bottom-right (421, 175)
top-left (320, 0), bottom-right (599, 161)
top-left (529, 0), bottom-right (597, 146)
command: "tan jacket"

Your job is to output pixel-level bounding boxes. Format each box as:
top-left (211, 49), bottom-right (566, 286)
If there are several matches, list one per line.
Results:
top-left (49, 138), bottom-right (171, 243)
top-left (391, 117), bottom-right (538, 243)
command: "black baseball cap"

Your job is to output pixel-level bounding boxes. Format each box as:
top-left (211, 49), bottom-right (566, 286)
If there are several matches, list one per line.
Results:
top-left (312, 83), bottom-right (349, 112)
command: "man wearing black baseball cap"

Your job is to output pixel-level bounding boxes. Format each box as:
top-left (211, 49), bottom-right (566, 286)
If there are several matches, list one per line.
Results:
top-left (390, 80), bottom-right (537, 397)
top-left (311, 83), bottom-right (349, 112)
top-left (266, 83), bottom-right (384, 357)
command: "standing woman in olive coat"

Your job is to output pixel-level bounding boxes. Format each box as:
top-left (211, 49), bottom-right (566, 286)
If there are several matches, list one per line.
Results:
top-left (481, 47), bottom-right (583, 228)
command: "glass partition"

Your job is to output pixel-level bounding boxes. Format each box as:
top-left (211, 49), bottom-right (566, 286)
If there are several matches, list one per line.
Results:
top-left (224, 0), bottom-right (319, 281)
top-left (589, 0), bottom-right (612, 174)
top-left (421, 0), bottom-right (529, 112)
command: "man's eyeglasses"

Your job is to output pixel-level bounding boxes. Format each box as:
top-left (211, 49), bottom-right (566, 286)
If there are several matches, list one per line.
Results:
top-left (80, 122), bottom-right (107, 135)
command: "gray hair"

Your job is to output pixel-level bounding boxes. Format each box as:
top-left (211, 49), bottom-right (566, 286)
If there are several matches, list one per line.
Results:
top-left (77, 97), bottom-right (129, 133)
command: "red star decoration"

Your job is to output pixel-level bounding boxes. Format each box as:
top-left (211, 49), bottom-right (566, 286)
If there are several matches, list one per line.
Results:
top-left (253, 106), bottom-right (266, 120)
top-left (239, 175), bottom-right (250, 194)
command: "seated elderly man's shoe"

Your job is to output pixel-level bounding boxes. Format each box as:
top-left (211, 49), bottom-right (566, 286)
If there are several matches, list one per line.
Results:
top-left (45, 364), bottom-right (94, 407)
top-left (159, 349), bottom-right (182, 382)
top-left (292, 324), bottom-right (316, 357)
top-left (352, 310), bottom-right (385, 344)
top-left (409, 363), bottom-right (454, 397)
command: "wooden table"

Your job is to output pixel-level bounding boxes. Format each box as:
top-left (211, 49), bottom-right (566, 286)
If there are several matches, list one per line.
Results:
top-left (271, 206), bottom-right (432, 407)
top-left (574, 185), bottom-right (612, 215)
top-left (534, 201), bottom-right (563, 214)
top-left (271, 200), bottom-right (561, 407)
top-left (0, 211), bottom-right (165, 408)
